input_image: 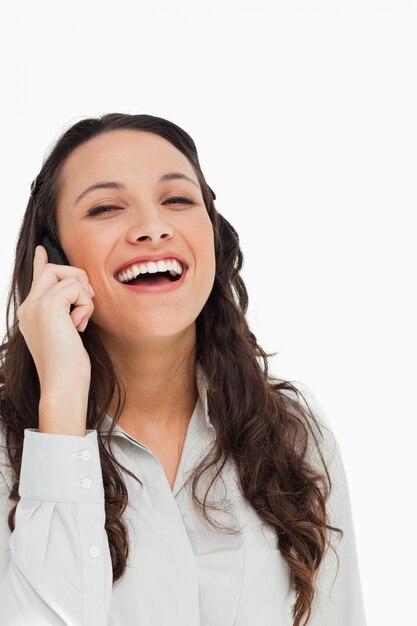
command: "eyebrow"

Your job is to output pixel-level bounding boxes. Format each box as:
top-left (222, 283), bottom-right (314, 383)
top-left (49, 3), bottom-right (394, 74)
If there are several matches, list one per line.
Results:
top-left (74, 171), bottom-right (199, 205)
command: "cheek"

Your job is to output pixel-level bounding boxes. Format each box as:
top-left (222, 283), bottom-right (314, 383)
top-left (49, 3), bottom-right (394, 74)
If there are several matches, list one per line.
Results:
top-left (194, 210), bottom-right (214, 251)
top-left (194, 213), bottom-right (215, 257)
top-left (197, 221), bottom-right (216, 291)
top-left (60, 230), bottom-right (98, 272)
top-left (66, 226), bottom-right (115, 278)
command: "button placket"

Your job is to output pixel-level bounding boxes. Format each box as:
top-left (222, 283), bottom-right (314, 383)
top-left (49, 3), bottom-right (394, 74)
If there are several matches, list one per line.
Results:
top-left (89, 545), bottom-right (100, 562)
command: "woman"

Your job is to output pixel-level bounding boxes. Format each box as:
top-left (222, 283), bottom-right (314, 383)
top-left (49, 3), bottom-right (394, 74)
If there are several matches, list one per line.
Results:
top-left (0, 113), bottom-right (367, 625)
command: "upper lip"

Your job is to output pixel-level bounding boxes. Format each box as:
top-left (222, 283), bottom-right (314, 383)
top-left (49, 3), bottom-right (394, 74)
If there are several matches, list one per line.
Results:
top-left (113, 252), bottom-right (189, 278)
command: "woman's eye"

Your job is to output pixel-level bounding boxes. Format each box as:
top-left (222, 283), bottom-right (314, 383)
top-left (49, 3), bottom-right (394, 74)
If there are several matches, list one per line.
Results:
top-left (164, 196), bottom-right (194, 206)
top-left (87, 205), bottom-right (120, 216)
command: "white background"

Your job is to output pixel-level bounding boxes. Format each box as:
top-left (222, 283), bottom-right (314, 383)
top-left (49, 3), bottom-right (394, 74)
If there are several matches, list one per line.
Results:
top-left (1, 1), bottom-right (416, 623)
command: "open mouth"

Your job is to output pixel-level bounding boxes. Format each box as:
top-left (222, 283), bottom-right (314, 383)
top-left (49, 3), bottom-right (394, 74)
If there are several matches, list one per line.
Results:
top-left (114, 268), bottom-right (186, 287)
top-left (125, 271), bottom-right (180, 285)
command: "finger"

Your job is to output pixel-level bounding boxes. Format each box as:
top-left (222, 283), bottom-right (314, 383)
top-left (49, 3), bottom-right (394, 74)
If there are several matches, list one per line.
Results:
top-left (77, 316), bottom-right (89, 333)
top-left (69, 285), bottom-right (94, 328)
top-left (33, 245), bottom-right (48, 281)
top-left (46, 277), bottom-right (94, 327)
top-left (31, 256), bottom-right (94, 302)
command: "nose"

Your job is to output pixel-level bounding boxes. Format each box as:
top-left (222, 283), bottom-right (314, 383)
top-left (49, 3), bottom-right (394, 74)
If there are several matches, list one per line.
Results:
top-left (125, 204), bottom-right (174, 244)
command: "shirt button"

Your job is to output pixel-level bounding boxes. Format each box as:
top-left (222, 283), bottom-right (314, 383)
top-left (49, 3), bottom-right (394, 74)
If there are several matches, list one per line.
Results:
top-left (90, 545), bottom-right (100, 559)
top-left (81, 478), bottom-right (92, 489)
top-left (80, 450), bottom-right (91, 461)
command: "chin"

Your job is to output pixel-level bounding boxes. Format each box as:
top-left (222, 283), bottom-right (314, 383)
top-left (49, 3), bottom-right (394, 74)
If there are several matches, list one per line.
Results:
top-left (126, 319), bottom-right (196, 339)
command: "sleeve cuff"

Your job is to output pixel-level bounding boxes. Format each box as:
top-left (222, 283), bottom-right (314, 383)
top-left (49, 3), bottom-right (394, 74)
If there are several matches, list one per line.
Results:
top-left (19, 429), bottom-right (104, 502)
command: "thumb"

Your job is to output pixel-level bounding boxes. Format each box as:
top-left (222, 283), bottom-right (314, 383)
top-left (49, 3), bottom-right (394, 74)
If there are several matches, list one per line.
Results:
top-left (33, 245), bottom-right (48, 280)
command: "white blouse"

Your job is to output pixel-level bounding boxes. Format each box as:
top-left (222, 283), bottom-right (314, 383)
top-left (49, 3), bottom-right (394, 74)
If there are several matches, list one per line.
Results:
top-left (0, 363), bottom-right (367, 625)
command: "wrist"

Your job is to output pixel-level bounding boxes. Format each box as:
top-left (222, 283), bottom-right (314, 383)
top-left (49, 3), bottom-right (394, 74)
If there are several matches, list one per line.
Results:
top-left (39, 384), bottom-right (90, 436)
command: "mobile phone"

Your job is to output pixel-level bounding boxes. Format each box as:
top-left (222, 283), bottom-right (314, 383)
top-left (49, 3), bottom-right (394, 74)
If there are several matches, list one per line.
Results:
top-left (41, 234), bottom-right (70, 266)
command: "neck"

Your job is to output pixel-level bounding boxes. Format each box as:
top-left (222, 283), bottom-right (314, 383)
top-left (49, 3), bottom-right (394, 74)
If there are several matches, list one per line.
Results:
top-left (98, 325), bottom-right (198, 439)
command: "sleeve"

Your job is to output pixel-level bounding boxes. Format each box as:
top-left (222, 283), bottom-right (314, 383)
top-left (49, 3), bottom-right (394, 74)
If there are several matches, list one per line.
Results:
top-left (291, 384), bottom-right (368, 626)
top-left (0, 428), bottom-right (113, 626)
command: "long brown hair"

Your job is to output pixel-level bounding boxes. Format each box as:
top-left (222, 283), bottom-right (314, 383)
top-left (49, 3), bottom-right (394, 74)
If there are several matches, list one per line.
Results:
top-left (0, 113), bottom-right (342, 626)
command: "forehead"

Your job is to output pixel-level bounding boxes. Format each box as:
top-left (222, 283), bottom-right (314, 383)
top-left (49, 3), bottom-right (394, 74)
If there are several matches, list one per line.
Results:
top-left (59, 128), bottom-right (195, 195)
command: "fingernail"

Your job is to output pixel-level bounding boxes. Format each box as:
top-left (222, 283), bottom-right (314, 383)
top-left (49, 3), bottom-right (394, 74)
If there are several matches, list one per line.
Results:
top-left (88, 284), bottom-right (95, 296)
top-left (79, 317), bottom-right (88, 332)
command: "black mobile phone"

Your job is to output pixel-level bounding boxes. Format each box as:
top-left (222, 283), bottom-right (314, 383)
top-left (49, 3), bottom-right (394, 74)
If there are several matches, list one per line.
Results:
top-left (41, 234), bottom-right (70, 266)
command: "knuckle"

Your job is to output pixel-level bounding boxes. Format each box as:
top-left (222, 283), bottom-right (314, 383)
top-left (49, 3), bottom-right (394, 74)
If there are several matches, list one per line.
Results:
top-left (78, 268), bottom-right (89, 281)
top-left (73, 273), bottom-right (85, 285)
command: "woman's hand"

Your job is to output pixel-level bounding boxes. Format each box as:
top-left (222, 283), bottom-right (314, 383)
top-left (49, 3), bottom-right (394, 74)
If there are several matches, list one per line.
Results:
top-left (17, 245), bottom-right (95, 394)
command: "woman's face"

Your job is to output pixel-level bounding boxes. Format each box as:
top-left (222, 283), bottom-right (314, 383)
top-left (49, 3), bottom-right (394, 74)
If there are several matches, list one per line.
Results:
top-left (55, 128), bottom-right (216, 343)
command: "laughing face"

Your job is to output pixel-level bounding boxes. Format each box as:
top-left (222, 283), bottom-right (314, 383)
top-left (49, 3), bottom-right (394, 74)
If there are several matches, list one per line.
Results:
top-left (55, 128), bottom-right (216, 347)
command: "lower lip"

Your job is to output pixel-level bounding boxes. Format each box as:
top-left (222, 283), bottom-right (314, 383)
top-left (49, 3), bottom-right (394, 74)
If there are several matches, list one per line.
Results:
top-left (115, 267), bottom-right (188, 293)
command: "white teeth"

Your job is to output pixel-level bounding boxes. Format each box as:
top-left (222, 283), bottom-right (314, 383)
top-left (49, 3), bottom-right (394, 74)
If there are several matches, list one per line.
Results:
top-left (172, 259), bottom-right (182, 274)
top-left (156, 260), bottom-right (167, 272)
top-left (147, 261), bottom-right (158, 273)
top-left (116, 258), bottom-right (184, 283)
